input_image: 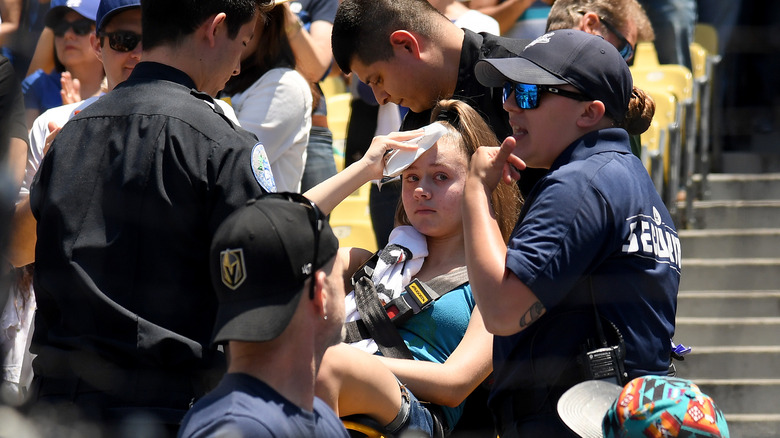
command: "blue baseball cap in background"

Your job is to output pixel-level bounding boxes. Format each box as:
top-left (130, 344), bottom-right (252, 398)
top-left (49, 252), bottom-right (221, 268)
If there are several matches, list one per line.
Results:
top-left (96, 0), bottom-right (142, 32)
top-left (45, 0), bottom-right (100, 27)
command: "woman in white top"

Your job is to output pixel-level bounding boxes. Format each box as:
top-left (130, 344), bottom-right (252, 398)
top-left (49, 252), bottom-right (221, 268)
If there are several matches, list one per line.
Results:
top-left (222, 4), bottom-right (313, 193)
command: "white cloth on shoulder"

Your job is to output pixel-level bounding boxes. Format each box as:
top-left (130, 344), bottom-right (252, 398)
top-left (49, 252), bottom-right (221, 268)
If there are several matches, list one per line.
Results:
top-left (344, 225), bottom-right (428, 354)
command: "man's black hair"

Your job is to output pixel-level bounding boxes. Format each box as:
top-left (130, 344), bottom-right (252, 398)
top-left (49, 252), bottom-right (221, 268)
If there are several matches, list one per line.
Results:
top-left (332, 0), bottom-right (442, 74)
top-left (141, 0), bottom-right (272, 50)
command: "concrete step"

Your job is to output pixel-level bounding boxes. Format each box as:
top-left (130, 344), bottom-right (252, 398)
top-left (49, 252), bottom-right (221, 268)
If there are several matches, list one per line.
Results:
top-left (677, 291), bottom-right (780, 318)
top-left (697, 173), bottom-right (780, 201)
top-left (675, 317), bottom-right (780, 346)
top-left (680, 229), bottom-right (780, 259)
top-left (674, 346), bottom-right (780, 379)
top-left (719, 152), bottom-right (780, 174)
top-left (723, 414), bottom-right (780, 438)
top-left (694, 379), bottom-right (780, 416)
top-left (685, 200), bottom-right (780, 229)
top-left (680, 258), bottom-right (780, 290)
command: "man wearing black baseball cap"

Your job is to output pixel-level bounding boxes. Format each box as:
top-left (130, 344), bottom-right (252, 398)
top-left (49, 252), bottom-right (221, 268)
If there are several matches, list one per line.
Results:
top-left (178, 193), bottom-right (349, 438)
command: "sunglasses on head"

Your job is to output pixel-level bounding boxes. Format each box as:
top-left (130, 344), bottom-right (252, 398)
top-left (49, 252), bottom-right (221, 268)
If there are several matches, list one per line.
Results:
top-left (53, 18), bottom-right (94, 37)
top-left (599, 18), bottom-right (635, 62)
top-left (502, 82), bottom-right (591, 109)
top-left (99, 30), bottom-right (142, 52)
top-left (257, 192), bottom-right (325, 300)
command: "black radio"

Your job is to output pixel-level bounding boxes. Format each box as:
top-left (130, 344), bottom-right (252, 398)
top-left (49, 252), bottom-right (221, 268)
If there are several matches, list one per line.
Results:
top-left (578, 343), bottom-right (628, 385)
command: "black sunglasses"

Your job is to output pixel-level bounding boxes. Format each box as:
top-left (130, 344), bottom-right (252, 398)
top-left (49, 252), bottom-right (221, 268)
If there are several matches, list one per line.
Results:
top-left (599, 18), bottom-right (635, 62)
top-left (53, 18), bottom-right (94, 37)
top-left (257, 192), bottom-right (325, 300)
top-left (99, 30), bottom-right (142, 53)
top-left (503, 82), bottom-right (591, 109)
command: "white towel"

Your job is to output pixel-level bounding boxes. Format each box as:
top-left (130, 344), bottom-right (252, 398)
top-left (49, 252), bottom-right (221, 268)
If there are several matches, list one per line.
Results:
top-left (344, 225), bottom-right (427, 353)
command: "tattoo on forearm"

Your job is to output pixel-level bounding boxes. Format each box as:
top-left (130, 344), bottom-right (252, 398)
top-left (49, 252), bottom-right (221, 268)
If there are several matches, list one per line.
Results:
top-left (518, 301), bottom-right (545, 329)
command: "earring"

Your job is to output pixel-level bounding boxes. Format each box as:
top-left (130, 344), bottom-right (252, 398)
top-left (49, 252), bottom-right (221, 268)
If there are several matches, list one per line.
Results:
top-left (323, 313), bottom-right (328, 321)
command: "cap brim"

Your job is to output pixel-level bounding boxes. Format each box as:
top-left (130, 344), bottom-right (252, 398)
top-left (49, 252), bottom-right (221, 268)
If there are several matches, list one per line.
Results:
top-left (211, 287), bottom-right (304, 345)
top-left (475, 57), bottom-right (568, 87)
top-left (557, 380), bottom-right (623, 438)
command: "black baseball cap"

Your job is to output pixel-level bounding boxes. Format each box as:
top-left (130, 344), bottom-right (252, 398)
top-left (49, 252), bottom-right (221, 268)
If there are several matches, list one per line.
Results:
top-left (475, 30), bottom-right (633, 121)
top-left (210, 193), bottom-right (339, 345)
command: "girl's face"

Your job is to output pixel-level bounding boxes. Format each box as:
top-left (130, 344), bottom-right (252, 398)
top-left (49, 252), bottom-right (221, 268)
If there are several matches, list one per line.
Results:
top-left (401, 137), bottom-right (469, 239)
top-left (503, 84), bottom-right (588, 169)
top-left (54, 11), bottom-right (97, 69)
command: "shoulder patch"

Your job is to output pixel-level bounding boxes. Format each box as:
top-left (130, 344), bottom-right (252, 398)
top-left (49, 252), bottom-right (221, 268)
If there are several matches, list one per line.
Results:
top-left (251, 142), bottom-right (276, 193)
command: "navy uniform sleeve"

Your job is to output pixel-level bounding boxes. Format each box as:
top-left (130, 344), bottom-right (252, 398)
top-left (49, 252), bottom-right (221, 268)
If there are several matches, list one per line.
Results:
top-left (505, 175), bottom-right (610, 310)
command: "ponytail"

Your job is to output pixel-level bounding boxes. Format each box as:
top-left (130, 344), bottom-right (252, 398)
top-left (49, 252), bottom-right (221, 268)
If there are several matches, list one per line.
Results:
top-left (618, 86), bottom-right (655, 135)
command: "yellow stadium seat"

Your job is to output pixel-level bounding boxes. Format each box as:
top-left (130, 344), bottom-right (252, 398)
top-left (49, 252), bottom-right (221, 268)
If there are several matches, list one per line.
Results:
top-left (631, 64), bottom-right (695, 219)
top-left (694, 23), bottom-right (719, 57)
top-left (329, 182), bottom-right (377, 253)
top-left (689, 42), bottom-right (708, 82)
top-left (642, 87), bottom-right (680, 210)
top-left (327, 93), bottom-right (352, 142)
top-left (321, 74), bottom-right (348, 99)
top-left (641, 121), bottom-right (663, 195)
top-left (632, 42), bottom-right (660, 68)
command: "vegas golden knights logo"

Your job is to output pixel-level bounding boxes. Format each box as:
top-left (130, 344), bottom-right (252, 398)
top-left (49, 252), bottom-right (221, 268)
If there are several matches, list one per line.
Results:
top-left (220, 248), bottom-right (246, 290)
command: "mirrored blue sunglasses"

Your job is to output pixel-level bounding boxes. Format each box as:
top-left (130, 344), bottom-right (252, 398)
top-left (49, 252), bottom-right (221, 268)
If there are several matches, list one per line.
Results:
top-left (502, 82), bottom-right (592, 109)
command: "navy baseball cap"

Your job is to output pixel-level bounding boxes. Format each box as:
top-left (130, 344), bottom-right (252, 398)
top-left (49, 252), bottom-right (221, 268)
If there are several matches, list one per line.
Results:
top-left (475, 30), bottom-right (633, 122)
top-left (45, 0), bottom-right (100, 27)
top-left (210, 193), bottom-right (339, 345)
top-left (96, 0), bottom-right (141, 31)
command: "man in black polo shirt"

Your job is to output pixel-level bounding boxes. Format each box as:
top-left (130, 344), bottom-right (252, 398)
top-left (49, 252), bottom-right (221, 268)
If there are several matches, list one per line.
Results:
top-left (331, 0), bottom-right (544, 246)
top-left (28, 0), bottom-right (273, 434)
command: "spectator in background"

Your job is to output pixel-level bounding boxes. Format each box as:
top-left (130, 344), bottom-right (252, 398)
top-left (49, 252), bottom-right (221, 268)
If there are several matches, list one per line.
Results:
top-left (222, 3), bottom-right (312, 193)
top-left (3, 1), bottom-right (143, 412)
top-left (0, 0), bottom-right (50, 81)
top-left (546, 0), bottom-right (655, 64)
top-left (0, 51), bottom-right (30, 407)
top-left (282, 0), bottom-right (339, 193)
top-left (21, 0), bottom-right (104, 129)
top-left (0, 54), bottom-right (27, 189)
top-left (469, 0), bottom-right (553, 39)
top-left (429, 0), bottom-right (499, 34)
top-left (637, 0), bottom-right (696, 69)
top-left (546, 0), bottom-right (656, 157)
top-left (26, 0), bottom-right (272, 435)
top-left (178, 194), bottom-right (348, 438)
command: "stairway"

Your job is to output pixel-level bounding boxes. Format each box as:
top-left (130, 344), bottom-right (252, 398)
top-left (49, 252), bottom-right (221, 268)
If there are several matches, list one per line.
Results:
top-left (675, 152), bottom-right (780, 437)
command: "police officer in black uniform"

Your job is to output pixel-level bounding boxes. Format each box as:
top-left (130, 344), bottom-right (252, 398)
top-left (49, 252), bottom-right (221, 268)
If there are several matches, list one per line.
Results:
top-left (28, 0), bottom-right (274, 434)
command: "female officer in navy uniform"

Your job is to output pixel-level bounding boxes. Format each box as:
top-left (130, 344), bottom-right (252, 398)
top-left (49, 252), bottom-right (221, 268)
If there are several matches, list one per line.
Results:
top-left (462, 30), bottom-right (680, 437)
